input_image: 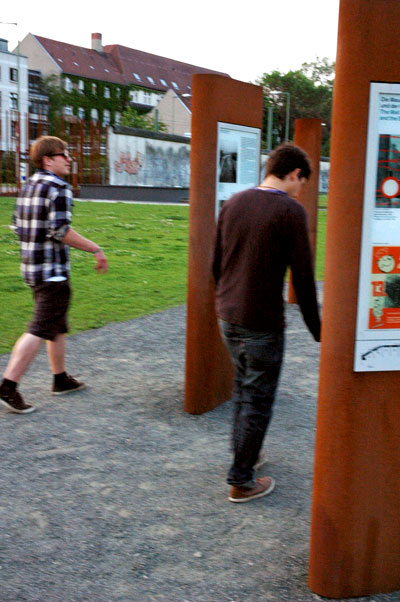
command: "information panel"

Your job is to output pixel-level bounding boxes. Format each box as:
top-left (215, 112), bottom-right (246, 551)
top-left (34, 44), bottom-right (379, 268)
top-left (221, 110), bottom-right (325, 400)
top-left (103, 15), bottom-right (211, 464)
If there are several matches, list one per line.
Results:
top-left (355, 82), bottom-right (400, 371)
top-left (215, 122), bottom-right (261, 216)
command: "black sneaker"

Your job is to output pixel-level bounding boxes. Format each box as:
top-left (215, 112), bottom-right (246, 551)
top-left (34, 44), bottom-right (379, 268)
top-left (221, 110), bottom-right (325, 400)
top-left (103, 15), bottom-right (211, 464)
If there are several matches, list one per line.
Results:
top-left (0, 383), bottom-right (35, 414)
top-left (52, 374), bottom-right (86, 396)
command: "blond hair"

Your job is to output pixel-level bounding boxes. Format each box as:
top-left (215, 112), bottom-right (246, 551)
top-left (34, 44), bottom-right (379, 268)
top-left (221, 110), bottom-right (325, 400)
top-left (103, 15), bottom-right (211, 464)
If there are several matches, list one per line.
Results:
top-left (30, 136), bottom-right (67, 169)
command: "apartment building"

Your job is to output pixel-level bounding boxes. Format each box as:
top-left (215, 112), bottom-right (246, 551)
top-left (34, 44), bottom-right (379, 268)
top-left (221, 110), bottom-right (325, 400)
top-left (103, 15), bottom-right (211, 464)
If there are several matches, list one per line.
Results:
top-left (0, 38), bottom-right (29, 152)
top-left (16, 32), bottom-right (229, 132)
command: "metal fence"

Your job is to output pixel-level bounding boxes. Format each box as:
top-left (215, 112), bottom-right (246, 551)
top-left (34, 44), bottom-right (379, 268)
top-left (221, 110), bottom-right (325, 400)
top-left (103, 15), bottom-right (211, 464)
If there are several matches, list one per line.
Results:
top-left (0, 113), bottom-right (107, 194)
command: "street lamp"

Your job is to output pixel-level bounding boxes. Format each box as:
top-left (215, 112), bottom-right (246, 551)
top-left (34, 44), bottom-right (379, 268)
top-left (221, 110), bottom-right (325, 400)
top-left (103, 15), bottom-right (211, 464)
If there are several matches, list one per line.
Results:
top-left (270, 91), bottom-right (291, 142)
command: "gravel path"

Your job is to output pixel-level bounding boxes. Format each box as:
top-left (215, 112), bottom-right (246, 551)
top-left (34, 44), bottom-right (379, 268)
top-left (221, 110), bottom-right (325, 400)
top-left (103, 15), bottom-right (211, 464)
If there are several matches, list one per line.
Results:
top-left (1, 292), bottom-right (399, 602)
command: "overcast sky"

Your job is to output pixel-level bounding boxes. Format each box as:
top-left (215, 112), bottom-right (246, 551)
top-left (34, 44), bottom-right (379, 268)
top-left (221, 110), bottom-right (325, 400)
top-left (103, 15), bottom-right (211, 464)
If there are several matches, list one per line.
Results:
top-left (1, 0), bottom-right (340, 83)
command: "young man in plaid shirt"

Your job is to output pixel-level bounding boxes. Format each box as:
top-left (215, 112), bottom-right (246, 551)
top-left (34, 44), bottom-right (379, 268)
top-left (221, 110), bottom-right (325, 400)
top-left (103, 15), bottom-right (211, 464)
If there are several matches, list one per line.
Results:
top-left (0, 136), bottom-right (108, 414)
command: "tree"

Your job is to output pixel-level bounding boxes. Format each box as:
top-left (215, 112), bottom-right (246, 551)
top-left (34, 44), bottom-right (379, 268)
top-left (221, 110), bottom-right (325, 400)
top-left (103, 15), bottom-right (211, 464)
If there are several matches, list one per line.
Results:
top-left (120, 107), bottom-right (168, 132)
top-left (256, 57), bottom-right (334, 156)
top-left (301, 57), bottom-right (335, 88)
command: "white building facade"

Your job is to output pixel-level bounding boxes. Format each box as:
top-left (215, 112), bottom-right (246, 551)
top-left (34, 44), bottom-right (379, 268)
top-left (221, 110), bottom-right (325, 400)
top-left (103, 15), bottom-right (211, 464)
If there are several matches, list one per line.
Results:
top-left (0, 38), bottom-right (29, 153)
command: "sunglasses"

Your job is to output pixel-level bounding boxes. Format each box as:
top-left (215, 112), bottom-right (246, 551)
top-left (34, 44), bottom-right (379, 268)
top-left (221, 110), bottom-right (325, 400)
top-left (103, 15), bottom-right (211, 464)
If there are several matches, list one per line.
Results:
top-left (47, 152), bottom-right (70, 160)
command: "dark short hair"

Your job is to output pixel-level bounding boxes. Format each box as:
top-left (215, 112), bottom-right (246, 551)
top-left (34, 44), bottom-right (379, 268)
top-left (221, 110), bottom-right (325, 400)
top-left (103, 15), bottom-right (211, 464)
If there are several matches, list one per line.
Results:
top-left (30, 136), bottom-right (67, 169)
top-left (265, 143), bottom-right (312, 180)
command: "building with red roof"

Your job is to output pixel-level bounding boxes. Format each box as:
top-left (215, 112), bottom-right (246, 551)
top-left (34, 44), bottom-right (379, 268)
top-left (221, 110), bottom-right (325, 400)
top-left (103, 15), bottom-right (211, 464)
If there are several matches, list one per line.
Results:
top-left (17, 32), bottom-right (229, 132)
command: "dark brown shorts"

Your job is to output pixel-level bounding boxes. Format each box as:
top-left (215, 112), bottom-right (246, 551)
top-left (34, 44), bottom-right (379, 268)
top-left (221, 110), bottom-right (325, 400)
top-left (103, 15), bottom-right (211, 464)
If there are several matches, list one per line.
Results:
top-left (28, 281), bottom-right (71, 341)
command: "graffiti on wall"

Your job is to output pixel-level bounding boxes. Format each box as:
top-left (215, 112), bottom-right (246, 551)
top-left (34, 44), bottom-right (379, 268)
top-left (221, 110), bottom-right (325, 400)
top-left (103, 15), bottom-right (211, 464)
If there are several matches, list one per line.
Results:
top-left (109, 130), bottom-right (190, 187)
top-left (109, 131), bottom-right (330, 191)
top-left (114, 152), bottom-right (143, 176)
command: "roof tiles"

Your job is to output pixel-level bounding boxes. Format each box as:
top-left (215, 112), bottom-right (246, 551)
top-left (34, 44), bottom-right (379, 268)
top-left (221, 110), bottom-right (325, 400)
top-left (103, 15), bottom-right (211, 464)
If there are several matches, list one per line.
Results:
top-left (35, 35), bottom-right (126, 84)
top-left (34, 34), bottom-right (229, 92)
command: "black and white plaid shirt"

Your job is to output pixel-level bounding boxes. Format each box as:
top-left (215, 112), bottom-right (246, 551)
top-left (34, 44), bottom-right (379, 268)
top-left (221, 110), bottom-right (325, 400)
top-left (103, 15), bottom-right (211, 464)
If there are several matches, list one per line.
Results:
top-left (14, 170), bottom-right (72, 286)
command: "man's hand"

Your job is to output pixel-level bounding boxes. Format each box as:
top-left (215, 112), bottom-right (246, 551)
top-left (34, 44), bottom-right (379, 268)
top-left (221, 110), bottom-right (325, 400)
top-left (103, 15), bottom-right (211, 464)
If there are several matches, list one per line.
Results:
top-left (62, 229), bottom-right (108, 272)
top-left (94, 249), bottom-right (108, 273)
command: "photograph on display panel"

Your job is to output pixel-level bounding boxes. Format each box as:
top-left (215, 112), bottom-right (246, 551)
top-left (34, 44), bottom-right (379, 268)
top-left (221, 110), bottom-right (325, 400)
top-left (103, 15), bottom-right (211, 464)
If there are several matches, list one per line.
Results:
top-left (376, 134), bottom-right (400, 207)
top-left (215, 122), bottom-right (261, 217)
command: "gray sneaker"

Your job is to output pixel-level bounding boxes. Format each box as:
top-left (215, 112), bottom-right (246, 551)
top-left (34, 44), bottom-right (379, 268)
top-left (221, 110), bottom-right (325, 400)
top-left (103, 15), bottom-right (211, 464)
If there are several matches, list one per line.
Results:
top-left (0, 384), bottom-right (35, 414)
top-left (52, 374), bottom-right (86, 396)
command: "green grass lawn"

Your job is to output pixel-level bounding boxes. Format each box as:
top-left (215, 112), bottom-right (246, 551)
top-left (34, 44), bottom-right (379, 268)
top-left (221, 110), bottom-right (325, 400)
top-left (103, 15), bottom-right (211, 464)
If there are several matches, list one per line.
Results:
top-left (0, 197), bottom-right (327, 354)
top-left (318, 193), bottom-right (328, 209)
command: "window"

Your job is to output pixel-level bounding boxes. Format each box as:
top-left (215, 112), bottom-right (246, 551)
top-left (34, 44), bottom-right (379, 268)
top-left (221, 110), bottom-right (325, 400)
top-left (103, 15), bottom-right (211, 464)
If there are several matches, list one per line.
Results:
top-left (147, 76), bottom-right (155, 84)
top-left (28, 72), bottom-right (41, 94)
top-left (10, 68), bottom-right (18, 82)
top-left (64, 77), bottom-right (72, 92)
top-left (160, 78), bottom-right (167, 87)
top-left (133, 73), bottom-right (141, 81)
top-left (115, 112), bottom-right (121, 125)
top-left (103, 109), bottom-right (110, 125)
top-left (171, 81), bottom-right (179, 90)
top-left (11, 120), bottom-right (18, 139)
top-left (143, 91), bottom-right (152, 105)
top-left (91, 108), bottom-right (98, 122)
top-left (104, 87), bottom-right (110, 98)
top-left (63, 105), bottom-right (73, 116)
top-left (32, 100), bottom-right (48, 116)
top-left (78, 80), bottom-right (85, 93)
top-left (92, 83), bottom-right (97, 94)
top-left (10, 93), bottom-right (18, 110)
top-left (130, 90), bottom-right (139, 103)
top-left (78, 107), bottom-right (85, 119)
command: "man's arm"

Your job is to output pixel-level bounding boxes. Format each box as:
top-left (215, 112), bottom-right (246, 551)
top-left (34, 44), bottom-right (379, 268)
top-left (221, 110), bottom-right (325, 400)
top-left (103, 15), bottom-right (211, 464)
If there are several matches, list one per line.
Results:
top-left (62, 228), bottom-right (108, 273)
top-left (289, 207), bottom-right (321, 341)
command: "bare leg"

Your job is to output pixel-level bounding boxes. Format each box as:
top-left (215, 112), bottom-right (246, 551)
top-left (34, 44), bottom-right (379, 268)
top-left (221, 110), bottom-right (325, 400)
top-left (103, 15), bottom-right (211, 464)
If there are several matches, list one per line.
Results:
top-left (46, 334), bottom-right (66, 374)
top-left (3, 333), bottom-right (43, 382)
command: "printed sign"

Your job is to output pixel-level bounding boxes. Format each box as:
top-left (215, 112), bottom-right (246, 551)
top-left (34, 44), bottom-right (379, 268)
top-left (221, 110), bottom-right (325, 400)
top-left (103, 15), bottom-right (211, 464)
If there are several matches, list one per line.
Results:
top-left (355, 83), bottom-right (400, 370)
top-left (215, 122), bottom-right (261, 216)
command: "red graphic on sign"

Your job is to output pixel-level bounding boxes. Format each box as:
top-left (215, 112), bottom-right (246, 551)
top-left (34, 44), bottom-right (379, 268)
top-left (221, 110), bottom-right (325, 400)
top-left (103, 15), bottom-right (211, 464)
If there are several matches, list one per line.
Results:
top-left (369, 247), bottom-right (400, 328)
top-left (381, 176), bottom-right (400, 198)
top-left (371, 246), bottom-right (400, 274)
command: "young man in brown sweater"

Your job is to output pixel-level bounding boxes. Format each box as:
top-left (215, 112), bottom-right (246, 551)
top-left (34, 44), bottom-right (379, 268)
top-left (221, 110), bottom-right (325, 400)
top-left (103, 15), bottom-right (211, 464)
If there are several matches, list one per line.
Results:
top-left (212, 143), bottom-right (321, 503)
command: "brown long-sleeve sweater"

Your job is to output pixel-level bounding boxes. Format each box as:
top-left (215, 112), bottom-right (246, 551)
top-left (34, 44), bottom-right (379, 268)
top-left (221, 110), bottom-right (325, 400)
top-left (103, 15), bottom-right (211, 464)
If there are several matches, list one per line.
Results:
top-left (212, 187), bottom-right (321, 341)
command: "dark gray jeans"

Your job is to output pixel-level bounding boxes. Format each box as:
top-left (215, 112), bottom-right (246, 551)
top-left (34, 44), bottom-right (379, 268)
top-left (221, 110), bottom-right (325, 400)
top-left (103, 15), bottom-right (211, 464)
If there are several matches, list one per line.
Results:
top-left (218, 320), bottom-right (284, 487)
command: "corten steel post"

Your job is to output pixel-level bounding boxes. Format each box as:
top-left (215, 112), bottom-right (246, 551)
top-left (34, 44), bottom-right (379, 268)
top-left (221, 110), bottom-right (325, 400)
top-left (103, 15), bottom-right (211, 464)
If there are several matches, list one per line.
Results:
top-left (184, 74), bottom-right (263, 414)
top-left (309, 1), bottom-right (400, 598)
top-left (288, 118), bottom-right (321, 304)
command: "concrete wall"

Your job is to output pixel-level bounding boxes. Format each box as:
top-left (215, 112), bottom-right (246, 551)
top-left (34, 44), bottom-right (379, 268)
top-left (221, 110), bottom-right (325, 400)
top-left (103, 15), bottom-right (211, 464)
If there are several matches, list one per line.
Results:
top-left (106, 129), bottom-right (330, 199)
top-left (79, 185), bottom-right (189, 202)
top-left (108, 125), bottom-right (190, 188)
